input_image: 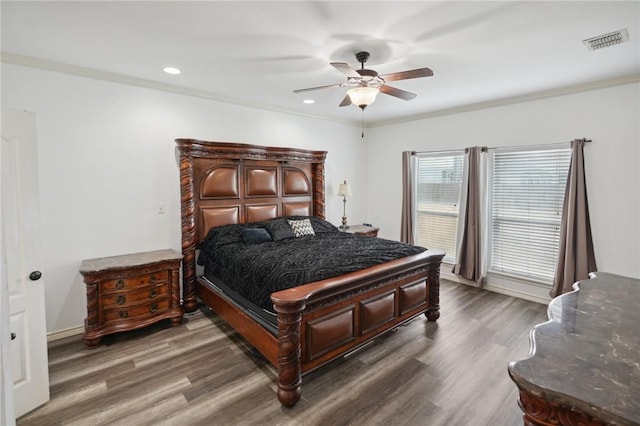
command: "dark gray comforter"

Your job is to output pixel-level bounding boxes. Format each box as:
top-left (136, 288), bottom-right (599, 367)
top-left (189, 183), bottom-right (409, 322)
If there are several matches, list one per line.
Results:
top-left (197, 217), bottom-right (425, 310)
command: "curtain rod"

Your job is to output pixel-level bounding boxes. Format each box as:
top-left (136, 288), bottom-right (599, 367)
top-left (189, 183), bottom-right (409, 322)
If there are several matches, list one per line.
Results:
top-left (411, 138), bottom-right (591, 156)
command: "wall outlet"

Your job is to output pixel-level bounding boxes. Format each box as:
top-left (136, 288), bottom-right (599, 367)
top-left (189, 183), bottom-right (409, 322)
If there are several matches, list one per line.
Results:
top-left (157, 203), bottom-right (166, 214)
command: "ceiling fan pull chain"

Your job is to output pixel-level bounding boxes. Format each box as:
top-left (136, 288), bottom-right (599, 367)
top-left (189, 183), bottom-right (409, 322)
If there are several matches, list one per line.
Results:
top-left (361, 110), bottom-right (365, 138)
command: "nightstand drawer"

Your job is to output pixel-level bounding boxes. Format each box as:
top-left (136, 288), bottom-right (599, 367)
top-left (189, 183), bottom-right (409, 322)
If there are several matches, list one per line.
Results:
top-left (103, 298), bottom-right (170, 323)
top-left (101, 283), bottom-right (168, 308)
top-left (102, 270), bottom-right (169, 293)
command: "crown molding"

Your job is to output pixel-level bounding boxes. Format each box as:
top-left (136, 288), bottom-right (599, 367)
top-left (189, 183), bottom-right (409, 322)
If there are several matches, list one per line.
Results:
top-left (1, 51), bottom-right (356, 127)
top-left (3, 52), bottom-right (637, 130)
top-left (371, 73), bottom-right (640, 127)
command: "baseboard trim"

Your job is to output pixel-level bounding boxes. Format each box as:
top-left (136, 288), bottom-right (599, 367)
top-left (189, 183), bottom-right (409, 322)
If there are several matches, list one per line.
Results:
top-left (47, 325), bottom-right (84, 342)
top-left (441, 269), bottom-right (550, 305)
top-left (481, 283), bottom-right (550, 305)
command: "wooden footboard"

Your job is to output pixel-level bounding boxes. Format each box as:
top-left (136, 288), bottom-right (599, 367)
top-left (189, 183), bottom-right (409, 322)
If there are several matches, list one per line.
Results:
top-left (272, 249), bottom-right (444, 407)
top-left (195, 249), bottom-right (443, 407)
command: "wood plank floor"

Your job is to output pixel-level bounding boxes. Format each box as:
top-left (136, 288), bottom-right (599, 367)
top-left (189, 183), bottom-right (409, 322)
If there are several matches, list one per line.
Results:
top-left (18, 280), bottom-right (548, 426)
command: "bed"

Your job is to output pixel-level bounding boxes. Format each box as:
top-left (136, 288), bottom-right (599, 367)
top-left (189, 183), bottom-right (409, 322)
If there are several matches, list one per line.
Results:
top-left (176, 139), bottom-right (445, 407)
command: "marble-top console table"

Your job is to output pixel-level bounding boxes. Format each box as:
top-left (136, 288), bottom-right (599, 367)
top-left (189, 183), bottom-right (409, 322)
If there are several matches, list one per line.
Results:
top-left (508, 272), bottom-right (640, 426)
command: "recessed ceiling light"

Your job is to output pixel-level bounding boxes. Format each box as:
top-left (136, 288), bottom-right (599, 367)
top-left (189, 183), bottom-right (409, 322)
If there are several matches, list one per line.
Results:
top-left (163, 66), bottom-right (181, 75)
top-left (303, 99), bottom-right (315, 104)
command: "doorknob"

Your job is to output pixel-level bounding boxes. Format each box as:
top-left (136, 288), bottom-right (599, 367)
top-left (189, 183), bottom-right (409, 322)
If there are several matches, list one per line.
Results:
top-left (29, 271), bottom-right (42, 281)
top-left (11, 332), bottom-right (16, 341)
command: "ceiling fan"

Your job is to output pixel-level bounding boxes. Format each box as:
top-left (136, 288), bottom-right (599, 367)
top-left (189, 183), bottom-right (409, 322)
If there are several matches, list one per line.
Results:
top-left (293, 51), bottom-right (434, 110)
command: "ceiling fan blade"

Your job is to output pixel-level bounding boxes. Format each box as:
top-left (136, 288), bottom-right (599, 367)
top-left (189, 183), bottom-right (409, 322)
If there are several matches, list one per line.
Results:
top-left (380, 67), bottom-right (434, 82)
top-left (330, 62), bottom-right (361, 78)
top-left (380, 85), bottom-right (417, 101)
top-left (339, 94), bottom-right (352, 107)
top-left (293, 83), bottom-right (343, 93)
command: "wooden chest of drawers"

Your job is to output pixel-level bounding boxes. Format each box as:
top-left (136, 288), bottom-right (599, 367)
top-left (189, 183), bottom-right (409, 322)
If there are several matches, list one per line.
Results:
top-left (80, 249), bottom-right (183, 348)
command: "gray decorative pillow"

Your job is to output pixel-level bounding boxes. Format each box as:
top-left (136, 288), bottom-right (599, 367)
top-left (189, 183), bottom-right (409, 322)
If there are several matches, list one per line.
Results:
top-left (308, 216), bottom-right (339, 233)
top-left (288, 218), bottom-right (316, 237)
top-left (264, 218), bottom-right (295, 241)
top-left (241, 227), bottom-right (272, 244)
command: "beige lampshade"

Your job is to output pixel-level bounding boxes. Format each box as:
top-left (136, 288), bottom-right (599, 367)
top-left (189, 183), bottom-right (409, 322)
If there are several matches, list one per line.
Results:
top-left (347, 87), bottom-right (379, 108)
top-left (338, 180), bottom-right (352, 197)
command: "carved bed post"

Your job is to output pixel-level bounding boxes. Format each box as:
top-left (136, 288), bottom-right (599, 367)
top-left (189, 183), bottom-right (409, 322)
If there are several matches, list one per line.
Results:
top-left (312, 161), bottom-right (326, 219)
top-left (178, 148), bottom-right (198, 313)
top-left (273, 300), bottom-right (306, 407)
top-left (425, 259), bottom-right (442, 321)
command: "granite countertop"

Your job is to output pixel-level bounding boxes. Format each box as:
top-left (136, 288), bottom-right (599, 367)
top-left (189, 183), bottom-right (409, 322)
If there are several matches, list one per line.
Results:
top-left (79, 249), bottom-right (182, 273)
top-left (508, 272), bottom-right (640, 425)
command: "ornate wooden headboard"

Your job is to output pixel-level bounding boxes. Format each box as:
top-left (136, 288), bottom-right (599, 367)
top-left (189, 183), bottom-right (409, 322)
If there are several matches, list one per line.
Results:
top-left (176, 139), bottom-right (327, 312)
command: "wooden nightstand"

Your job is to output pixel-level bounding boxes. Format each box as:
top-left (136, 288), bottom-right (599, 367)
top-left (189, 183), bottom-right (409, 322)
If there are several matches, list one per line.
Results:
top-left (340, 225), bottom-right (380, 237)
top-left (80, 249), bottom-right (183, 348)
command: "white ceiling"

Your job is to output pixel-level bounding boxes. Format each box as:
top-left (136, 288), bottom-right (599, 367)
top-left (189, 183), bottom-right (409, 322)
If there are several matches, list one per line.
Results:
top-left (2, 1), bottom-right (639, 125)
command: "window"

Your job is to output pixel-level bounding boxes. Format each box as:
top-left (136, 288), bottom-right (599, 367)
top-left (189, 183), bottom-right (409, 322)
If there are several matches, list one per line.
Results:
top-left (415, 153), bottom-right (464, 262)
top-left (489, 148), bottom-right (571, 283)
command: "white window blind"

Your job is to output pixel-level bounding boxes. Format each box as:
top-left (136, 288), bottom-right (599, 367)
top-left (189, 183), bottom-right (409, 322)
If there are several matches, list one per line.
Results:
top-left (489, 148), bottom-right (571, 283)
top-left (415, 153), bottom-right (464, 262)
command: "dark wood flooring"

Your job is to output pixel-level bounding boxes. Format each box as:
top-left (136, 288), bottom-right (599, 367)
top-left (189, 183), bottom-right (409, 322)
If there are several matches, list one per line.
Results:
top-left (18, 280), bottom-right (547, 426)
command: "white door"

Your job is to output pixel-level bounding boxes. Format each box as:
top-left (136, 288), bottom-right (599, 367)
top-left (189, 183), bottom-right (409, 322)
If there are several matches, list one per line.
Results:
top-left (1, 108), bottom-right (50, 419)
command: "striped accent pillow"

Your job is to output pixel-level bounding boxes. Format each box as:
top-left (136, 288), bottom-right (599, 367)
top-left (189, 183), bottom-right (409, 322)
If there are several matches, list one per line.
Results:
top-left (288, 219), bottom-right (316, 237)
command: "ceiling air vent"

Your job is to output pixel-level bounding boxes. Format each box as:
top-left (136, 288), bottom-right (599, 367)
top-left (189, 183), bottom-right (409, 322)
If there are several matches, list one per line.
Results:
top-left (583, 29), bottom-right (629, 51)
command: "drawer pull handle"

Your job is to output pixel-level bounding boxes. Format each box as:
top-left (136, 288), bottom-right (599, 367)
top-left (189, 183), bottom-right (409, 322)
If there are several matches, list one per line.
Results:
top-left (149, 290), bottom-right (157, 298)
top-left (119, 311), bottom-right (128, 319)
top-left (149, 274), bottom-right (156, 283)
top-left (116, 295), bottom-right (126, 305)
top-left (116, 280), bottom-right (125, 289)
top-left (150, 303), bottom-right (158, 313)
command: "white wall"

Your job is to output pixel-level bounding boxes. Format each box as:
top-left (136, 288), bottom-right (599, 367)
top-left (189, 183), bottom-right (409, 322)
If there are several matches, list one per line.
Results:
top-left (4, 61), bottom-right (639, 332)
top-left (1, 63), bottom-right (368, 334)
top-left (366, 82), bottom-right (640, 301)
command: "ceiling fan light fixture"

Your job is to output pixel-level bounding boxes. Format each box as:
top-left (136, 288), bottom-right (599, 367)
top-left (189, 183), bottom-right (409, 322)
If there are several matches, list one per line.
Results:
top-left (347, 87), bottom-right (379, 109)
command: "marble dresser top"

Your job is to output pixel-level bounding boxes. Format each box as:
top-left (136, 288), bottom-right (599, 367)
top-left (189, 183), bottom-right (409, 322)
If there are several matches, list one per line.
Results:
top-left (508, 272), bottom-right (640, 425)
top-left (79, 249), bottom-right (182, 273)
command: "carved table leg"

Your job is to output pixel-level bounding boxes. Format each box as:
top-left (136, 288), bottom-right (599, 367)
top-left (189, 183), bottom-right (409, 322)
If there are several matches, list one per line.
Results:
top-left (516, 389), bottom-right (604, 426)
top-left (83, 282), bottom-right (102, 348)
top-left (274, 300), bottom-right (306, 407)
top-left (83, 336), bottom-right (101, 349)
